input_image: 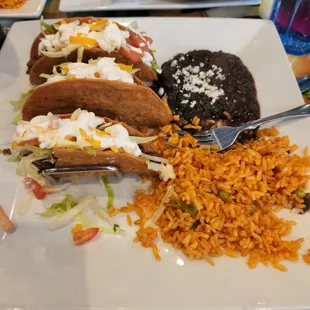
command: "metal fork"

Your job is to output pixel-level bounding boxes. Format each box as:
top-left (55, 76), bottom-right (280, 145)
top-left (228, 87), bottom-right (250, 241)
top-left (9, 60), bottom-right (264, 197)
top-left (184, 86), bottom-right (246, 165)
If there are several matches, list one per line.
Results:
top-left (175, 104), bottom-right (310, 151)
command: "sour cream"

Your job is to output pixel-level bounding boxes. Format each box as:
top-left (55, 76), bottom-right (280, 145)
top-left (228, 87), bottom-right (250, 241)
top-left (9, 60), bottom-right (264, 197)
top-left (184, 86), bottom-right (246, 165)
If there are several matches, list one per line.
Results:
top-left (13, 110), bottom-right (141, 157)
top-left (45, 57), bottom-right (134, 84)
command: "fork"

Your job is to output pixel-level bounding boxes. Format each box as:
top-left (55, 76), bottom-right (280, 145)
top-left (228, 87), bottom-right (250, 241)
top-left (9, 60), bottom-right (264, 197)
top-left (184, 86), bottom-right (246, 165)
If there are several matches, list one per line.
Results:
top-left (175, 104), bottom-right (310, 151)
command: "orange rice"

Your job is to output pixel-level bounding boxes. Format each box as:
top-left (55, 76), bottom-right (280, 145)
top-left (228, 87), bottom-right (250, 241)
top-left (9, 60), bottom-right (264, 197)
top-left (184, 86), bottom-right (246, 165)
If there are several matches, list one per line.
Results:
top-left (121, 126), bottom-right (310, 270)
top-left (303, 249), bottom-right (310, 265)
top-left (0, 0), bottom-right (26, 9)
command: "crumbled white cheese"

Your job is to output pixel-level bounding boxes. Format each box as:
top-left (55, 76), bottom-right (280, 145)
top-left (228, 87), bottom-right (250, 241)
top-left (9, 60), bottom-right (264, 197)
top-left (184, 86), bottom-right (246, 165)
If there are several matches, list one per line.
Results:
top-left (181, 100), bottom-right (189, 104)
top-left (158, 87), bottom-right (164, 96)
top-left (192, 66), bottom-right (200, 74)
top-left (171, 60), bottom-right (178, 67)
top-left (172, 69), bottom-right (181, 80)
top-left (172, 64), bottom-right (225, 105)
top-left (206, 70), bottom-right (214, 77)
top-left (190, 101), bottom-right (197, 108)
top-left (199, 71), bottom-right (206, 79)
top-left (182, 68), bottom-right (190, 77)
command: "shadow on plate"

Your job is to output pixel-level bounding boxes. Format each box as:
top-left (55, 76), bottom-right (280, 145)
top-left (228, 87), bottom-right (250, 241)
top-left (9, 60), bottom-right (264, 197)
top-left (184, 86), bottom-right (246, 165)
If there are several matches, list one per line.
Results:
top-left (0, 36), bottom-right (21, 90)
top-left (0, 225), bottom-right (90, 308)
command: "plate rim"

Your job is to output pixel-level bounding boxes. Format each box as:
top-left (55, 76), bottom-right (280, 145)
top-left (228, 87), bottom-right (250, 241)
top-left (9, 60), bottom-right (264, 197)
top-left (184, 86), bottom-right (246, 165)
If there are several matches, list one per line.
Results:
top-left (1, 17), bottom-right (309, 310)
top-left (0, 0), bottom-right (47, 18)
top-left (59, 0), bottom-right (261, 12)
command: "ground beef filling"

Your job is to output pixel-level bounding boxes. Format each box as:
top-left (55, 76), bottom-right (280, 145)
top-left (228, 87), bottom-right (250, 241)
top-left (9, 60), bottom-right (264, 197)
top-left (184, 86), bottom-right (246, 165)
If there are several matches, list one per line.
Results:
top-left (156, 50), bottom-right (260, 130)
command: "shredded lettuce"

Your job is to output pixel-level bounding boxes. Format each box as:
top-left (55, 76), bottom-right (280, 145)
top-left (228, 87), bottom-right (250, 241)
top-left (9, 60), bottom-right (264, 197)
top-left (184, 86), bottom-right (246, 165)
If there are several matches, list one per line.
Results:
top-left (41, 44), bottom-right (79, 58)
top-left (39, 73), bottom-right (55, 79)
top-left (10, 89), bottom-right (35, 112)
top-left (46, 194), bottom-right (95, 230)
top-left (39, 194), bottom-right (78, 217)
top-left (151, 62), bottom-right (160, 71)
top-left (7, 151), bottom-right (22, 162)
top-left (128, 20), bottom-right (139, 30)
top-left (40, 16), bottom-right (56, 34)
top-left (27, 165), bottom-right (48, 186)
top-left (22, 145), bottom-right (52, 157)
top-left (171, 199), bottom-right (198, 217)
top-left (92, 208), bottom-right (112, 226)
top-left (144, 185), bottom-right (174, 228)
top-left (130, 136), bottom-right (157, 144)
top-left (83, 146), bottom-right (96, 156)
top-left (12, 112), bottom-right (22, 125)
top-left (97, 122), bottom-right (112, 130)
top-left (141, 153), bottom-right (169, 164)
top-left (45, 182), bottom-right (72, 194)
top-left (100, 176), bottom-right (114, 209)
top-left (77, 46), bottom-right (84, 63)
top-left (18, 192), bottom-right (34, 215)
top-left (75, 213), bottom-right (124, 235)
top-left (10, 89), bottom-right (35, 124)
top-left (16, 153), bottom-right (50, 177)
top-left (70, 108), bottom-right (82, 120)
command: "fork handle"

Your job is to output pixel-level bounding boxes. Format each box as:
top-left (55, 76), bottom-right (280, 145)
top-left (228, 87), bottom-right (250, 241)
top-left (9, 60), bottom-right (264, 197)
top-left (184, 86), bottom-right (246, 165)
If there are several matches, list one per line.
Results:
top-left (241, 104), bottom-right (310, 130)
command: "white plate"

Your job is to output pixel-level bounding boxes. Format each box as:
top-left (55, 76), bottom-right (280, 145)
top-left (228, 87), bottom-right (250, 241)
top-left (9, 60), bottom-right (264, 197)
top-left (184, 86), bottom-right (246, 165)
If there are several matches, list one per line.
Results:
top-left (0, 0), bottom-right (46, 18)
top-left (0, 17), bottom-right (310, 310)
top-left (59, 0), bottom-right (261, 12)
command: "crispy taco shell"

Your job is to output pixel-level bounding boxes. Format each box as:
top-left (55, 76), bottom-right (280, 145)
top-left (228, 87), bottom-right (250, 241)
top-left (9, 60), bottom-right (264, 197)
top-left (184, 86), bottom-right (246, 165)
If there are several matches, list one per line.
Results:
top-left (53, 148), bottom-right (157, 176)
top-left (27, 17), bottom-right (157, 85)
top-left (22, 78), bottom-right (170, 127)
top-left (25, 113), bottom-right (160, 177)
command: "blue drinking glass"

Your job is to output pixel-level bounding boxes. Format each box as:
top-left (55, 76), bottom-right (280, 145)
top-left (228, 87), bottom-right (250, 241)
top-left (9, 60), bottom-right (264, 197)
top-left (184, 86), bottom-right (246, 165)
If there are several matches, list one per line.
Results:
top-left (270, 0), bottom-right (310, 56)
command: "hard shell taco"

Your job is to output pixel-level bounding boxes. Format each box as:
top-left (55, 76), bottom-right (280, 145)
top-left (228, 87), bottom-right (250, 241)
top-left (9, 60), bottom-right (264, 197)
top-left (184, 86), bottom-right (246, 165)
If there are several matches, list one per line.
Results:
top-left (22, 57), bottom-right (171, 127)
top-left (12, 109), bottom-right (175, 180)
top-left (27, 17), bottom-right (159, 85)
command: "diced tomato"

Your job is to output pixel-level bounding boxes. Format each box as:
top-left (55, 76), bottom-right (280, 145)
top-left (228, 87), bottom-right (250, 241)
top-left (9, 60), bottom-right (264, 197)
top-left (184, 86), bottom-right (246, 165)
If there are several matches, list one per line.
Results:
top-left (23, 177), bottom-right (47, 200)
top-left (25, 138), bottom-right (39, 145)
top-left (119, 47), bottom-right (142, 63)
top-left (18, 138), bottom-right (39, 147)
top-left (126, 31), bottom-right (143, 48)
top-left (127, 31), bottom-right (153, 53)
top-left (73, 227), bottom-right (100, 245)
top-left (125, 36), bottom-right (136, 48)
top-left (143, 36), bottom-right (153, 45)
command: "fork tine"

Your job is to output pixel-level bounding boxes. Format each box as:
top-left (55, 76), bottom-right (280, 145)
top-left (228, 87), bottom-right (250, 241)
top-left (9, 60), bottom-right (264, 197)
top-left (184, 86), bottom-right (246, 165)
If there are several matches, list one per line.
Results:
top-left (197, 140), bottom-right (216, 146)
top-left (165, 141), bottom-right (177, 147)
top-left (193, 131), bottom-right (213, 138)
top-left (173, 129), bottom-right (214, 138)
top-left (196, 137), bottom-right (214, 143)
top-left (172, 129), bottom-right (188, 135)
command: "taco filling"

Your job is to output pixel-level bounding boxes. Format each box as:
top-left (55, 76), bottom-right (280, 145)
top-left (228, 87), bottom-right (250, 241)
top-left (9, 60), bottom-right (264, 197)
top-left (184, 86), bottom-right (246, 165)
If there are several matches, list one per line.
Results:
top-left (38, 18), bottom-right (158, 71)
top-left (41, 57), bottom-right (136, 84)
top-left (12, 109), bottom-right (175, 181)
